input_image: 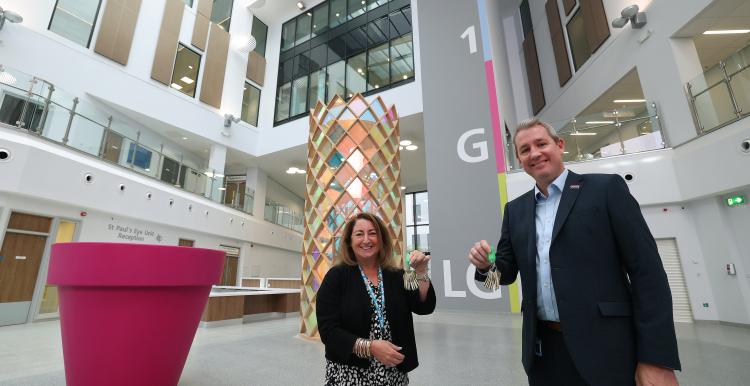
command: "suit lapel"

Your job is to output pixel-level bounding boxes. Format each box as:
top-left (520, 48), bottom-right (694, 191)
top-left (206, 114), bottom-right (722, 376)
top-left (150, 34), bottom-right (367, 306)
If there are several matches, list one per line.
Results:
top-left (551, 171), bottom-right (583, 243)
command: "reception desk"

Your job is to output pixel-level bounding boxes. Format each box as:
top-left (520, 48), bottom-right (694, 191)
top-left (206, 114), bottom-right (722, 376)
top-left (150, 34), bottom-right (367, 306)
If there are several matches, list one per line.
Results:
top-left (200, 287), bottom-right (300, 327)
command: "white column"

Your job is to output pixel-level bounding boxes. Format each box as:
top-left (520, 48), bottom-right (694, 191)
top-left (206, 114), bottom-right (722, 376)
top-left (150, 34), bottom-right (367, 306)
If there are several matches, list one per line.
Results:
top-left (245, 167), bottom-right (267, 218)
top-left (206, 143), bottom-right (227, 202)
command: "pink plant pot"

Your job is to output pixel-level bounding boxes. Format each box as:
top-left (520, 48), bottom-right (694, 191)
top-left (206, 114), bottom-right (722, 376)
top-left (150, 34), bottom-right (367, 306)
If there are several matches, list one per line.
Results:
top-left (47, 242), bottom-right (225, 386)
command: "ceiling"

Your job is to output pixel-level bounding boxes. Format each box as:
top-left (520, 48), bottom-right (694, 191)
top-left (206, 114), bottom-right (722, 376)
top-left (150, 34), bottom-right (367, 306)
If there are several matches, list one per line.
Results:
top-left (673, 0), bottom-right (750, 69)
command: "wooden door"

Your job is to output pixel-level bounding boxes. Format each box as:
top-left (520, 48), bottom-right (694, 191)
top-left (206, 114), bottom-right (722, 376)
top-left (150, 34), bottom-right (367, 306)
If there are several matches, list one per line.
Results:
top-left (102, 131), bottom-right (124, 163)
top-left (0, 233), bottom-right (48, 303)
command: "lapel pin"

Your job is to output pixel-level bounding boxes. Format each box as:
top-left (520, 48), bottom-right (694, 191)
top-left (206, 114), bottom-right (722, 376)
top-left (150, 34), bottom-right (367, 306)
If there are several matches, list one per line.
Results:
top-left (569, 184), bottom-right (580, 189)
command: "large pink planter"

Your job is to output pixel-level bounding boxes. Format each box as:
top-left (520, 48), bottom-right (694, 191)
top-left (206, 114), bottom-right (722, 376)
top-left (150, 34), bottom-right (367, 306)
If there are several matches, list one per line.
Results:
top-left (48, 242), bottom-right (225, 386)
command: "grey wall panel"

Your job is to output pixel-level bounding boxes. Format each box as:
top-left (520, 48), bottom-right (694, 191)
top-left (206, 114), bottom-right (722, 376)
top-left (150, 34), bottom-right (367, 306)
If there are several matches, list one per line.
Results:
top-left (94, 0), bottom-right (143, 65)
top-left (415, 0), bottom-right (508, 311)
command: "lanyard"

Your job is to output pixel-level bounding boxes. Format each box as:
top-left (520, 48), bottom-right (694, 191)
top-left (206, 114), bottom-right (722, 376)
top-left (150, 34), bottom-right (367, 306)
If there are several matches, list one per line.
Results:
top-left (358, 266), bottom-right (385, 331)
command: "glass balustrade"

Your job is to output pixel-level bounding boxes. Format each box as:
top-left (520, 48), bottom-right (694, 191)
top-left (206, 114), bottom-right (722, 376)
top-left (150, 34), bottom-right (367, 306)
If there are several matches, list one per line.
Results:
top-left (687, 43), bottom-right (750, 134)
top-left (264, 199), bottom-right (304, 232)
top-left (0, 64), bottom-right (259, 218)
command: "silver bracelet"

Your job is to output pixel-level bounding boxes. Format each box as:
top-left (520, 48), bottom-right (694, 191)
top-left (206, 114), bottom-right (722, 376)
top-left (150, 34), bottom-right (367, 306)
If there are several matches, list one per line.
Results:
top-left (416, 272), bottom-right (430, 282)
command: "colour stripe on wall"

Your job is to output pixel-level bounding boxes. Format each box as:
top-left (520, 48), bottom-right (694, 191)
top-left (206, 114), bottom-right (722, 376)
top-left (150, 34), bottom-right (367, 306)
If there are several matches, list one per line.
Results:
top-left (477, 0), bottom-right (520, 313)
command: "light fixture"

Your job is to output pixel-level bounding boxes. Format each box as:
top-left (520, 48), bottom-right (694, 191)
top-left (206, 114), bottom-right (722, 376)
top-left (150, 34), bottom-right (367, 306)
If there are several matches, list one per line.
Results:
top-left (180, 76), bottom-right (194, 84)
top-left (703, 30), bottom-right (750, 35)
top-left (306, 12), bottom-right (312, 17)
top-left (188, 65), bottom-right (194, 69)
top-left (405, 144), bottom-right (418, 151)
top-left (170, 83), bottom-right (183, 90)
top-left (0, 65), bottom-right (16, 85)
top-left (296, 169), bottom-right (306, 174)
top-left (570, 131), bottom-right (597, 136)
top-left (401, 186), bottom-right (406, 190)
top-left (218, 187), bottom-right (227, 191)
top-left (402, 75), bottom-right (408, 79)
top-left (611, 4), bottom-right (646, 29)
top-left (0, 6), bottom-right (23, 31)
top-left (287, 167), bottom-right (305, 174)
top-left (296, 1), bottom-right (305, 10)
top-left (399, 140), bottom-right (412, 146)
top-left (585, 121), bottom-right (614, 125)
top-left (181, 136), bottom-right (189, 140)
top-left (224, 113), bottom-right (240, 127)
top-left (613, 99), bottom-right (645, 103)
top-left (399, 146), bottom-right (404, 150)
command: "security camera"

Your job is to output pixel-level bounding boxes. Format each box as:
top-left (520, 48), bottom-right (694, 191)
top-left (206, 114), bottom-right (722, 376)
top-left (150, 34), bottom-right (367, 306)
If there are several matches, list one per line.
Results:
top-left (620, 4), bottom-right (639, 19)
top-left (0, 7), bottom-right (23, 31)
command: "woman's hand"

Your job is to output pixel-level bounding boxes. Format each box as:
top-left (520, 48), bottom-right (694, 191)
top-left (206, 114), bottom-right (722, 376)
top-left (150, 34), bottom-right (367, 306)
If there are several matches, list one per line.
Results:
top-left (409, 250), bottom-right (431, 274)
top-left (370, 339), bottom-right (404, 367)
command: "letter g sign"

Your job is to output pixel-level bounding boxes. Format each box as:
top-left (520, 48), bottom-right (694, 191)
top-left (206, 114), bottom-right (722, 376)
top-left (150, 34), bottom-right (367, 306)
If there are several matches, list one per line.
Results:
top-left (457, 128), bottom-right (488, 163)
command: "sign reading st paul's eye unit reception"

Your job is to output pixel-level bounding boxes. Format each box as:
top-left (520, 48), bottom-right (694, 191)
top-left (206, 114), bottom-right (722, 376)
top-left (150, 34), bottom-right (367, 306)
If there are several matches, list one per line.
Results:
top-left (107, 223), bottom-right (163, 243)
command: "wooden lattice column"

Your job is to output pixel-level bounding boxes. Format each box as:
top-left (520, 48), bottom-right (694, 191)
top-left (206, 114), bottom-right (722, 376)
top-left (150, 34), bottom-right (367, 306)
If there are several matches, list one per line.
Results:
top-left (299, 94), bottom-right (404, 338)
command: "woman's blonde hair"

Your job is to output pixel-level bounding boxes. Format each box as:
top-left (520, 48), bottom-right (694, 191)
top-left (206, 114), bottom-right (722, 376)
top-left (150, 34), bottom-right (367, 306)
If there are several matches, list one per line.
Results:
top-left (336, 212), bottom-right (398, 270)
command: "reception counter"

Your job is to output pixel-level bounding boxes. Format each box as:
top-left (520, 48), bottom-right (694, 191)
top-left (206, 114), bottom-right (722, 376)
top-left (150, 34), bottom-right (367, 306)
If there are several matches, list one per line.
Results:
top-left (200, 287), bottom-right (301, 327)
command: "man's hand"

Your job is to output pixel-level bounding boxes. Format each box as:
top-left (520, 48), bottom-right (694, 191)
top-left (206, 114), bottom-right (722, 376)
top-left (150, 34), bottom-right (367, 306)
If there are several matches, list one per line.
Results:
top-left (468, 240), bottom-right (492, 271)
top-left (409, 250), bottom-right (431, 274)
top-left (635, 363), bottom-right (678, 386)
top-left (370, 340), bottom-right (404, 367)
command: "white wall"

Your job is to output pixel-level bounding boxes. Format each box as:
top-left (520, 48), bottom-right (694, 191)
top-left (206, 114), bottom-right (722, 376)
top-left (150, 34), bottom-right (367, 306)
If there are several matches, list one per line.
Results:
top-left (265, 177), bottom-right (304, 213)
top-left (242, 243), bottom-right (301, 278)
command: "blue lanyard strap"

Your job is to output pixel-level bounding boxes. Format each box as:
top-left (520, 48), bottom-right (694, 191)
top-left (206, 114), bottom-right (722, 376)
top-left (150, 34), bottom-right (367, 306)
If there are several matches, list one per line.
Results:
top-left (358, 266), bottom-right (385, 331)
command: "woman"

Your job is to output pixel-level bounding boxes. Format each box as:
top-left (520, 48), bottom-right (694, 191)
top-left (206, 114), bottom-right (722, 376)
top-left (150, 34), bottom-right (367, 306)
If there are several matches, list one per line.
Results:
top-left (317, 212), bottom-right (436, 385)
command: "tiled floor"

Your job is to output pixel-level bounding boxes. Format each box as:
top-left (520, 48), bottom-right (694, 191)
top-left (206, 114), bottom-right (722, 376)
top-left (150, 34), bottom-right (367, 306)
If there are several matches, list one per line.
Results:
top-left (1, 311), bottom-right (749, 385)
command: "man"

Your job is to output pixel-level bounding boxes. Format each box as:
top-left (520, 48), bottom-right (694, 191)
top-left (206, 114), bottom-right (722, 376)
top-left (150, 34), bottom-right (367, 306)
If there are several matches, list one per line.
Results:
top-left (468, 118), bottom-right (680, 386)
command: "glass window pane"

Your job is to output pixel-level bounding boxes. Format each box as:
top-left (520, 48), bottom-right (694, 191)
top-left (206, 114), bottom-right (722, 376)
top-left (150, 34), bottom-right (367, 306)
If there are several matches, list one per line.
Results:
top-left (566, 9), bottom-right (591, 71)
top-left (405, 193), bottom-right (414, 225)
top-left (309, 68), bottom-right (327, 108)
top-left (295, 12), bottom-right (312, 45)
top-left (368, 17), bottom-right (389, 46)
top-left (406, 226), bottom-right (415, 252)
top-left (390, 33), bottom-right (413, 83)
top-left (275, 82), bottom-right (291, 122)
top-left (415, 225), bottom-right (430, 251)
top-left (329, 0), bottom-right (347, 28)
top-left (48, 0), bottom-right (102, 47)
top-left (367, 0), bottom-right (387, 12)
top-left (171, 44), bottom-right (201, 97)
top-left (294, 53), bottom-right (310, 78)
top-left (310, 44), bottom-right (327, 72)
top-left (281, 20), bottom-right (296, 51)
top-left (211, 0), bottom-right (234, 32)
top-left (348, 0), bottom-right (366, 20)
top-left (367, 42), bottom-right (389, 91)
top-left (327, 35), bottom-right (346, 65)
top-left (183, 0), bottom-right (194, 6)
top-left (280, 58), bottom-right (294, 83)
top-left (344, 26), bottom-right (367, 56)
top-left (312, 3), bottom-right (329, 37)
top-left (415, 192), bottom-right (429, 224)
top-left (290, 76), bottom-right (309, 116)
top-left (241, 83), bottom-right (261, 126)
top-left (346, 52), bottom-right (367, 98)
top-left (251, 16), bottom-right (268, 56)
top-left (389, 7), bottom-right (412, 37)
top-left (327, 61), bottom-right (346, 100)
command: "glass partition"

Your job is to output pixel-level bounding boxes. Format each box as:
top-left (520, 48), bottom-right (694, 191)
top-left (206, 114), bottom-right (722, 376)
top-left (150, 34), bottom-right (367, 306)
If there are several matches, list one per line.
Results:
top-left (687, 43), bottom-right (750, 134)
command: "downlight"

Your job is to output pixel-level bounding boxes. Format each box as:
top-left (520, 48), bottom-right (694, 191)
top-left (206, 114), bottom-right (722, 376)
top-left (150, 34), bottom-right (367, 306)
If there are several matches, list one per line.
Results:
top-left (0, 148), bottom-right (10, 162)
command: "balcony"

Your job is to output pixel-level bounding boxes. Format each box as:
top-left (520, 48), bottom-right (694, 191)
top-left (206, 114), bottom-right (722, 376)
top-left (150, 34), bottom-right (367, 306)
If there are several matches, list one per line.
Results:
top-left (687, 43), bottom-right (750, 134)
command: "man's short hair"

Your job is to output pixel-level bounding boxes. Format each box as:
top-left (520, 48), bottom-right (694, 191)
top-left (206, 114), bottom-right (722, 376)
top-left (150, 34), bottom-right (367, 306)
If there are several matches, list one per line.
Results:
top-left (512, 118), bottom-right (560, 151)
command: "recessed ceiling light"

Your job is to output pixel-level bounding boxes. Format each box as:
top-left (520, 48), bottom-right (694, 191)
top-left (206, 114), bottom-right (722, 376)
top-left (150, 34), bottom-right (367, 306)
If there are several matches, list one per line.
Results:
top-left (188, 65), bottom-right (194, 69)
top-left (563, 151), bottom-right (570, 154)
top-left (306, 12), bottom-right (312, 16)
top-left (402, 75), bottom-right (408, 79)
top-left (218, 187), bottom-right (226, 191)
top-left (374, 85), bottom-right (379, 88)
top-left (297, 169), bottom-right (306, 174)
top-left (286, 167), bottom-right (299, 174)
top-left (585, 121), bottom-right (614, 125)
top-left (570, 132), bottom-right (597, 136)
top-left (399, 140), bottom-right (412, 146)
top-left (335, 12), bottom-right (340, 17)
top-left (401, 186), bottom-right (406, 190)
top-left (405, 145), bottom-right (418, 151)
top-left (181, 136), bottom-right (189, 140)
top-left (399, 146), bottom-right (404, 150)
top-left (703, 29), bottom-right (750, 35)
top-left (180, 76), bottom-right (194, 84)
top-left (170, 83), bottom-right (183, 90)
top-left (612, 99), bottom-right (645, 103)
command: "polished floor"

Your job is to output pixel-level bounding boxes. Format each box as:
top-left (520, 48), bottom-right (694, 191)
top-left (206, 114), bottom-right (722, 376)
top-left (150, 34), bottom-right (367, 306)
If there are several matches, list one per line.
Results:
top-left (0, 311), bottom-right (749, 385)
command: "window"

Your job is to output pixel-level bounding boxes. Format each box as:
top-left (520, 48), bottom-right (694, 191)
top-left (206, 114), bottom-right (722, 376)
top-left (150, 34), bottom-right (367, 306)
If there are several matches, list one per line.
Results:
top-left (211, 0), bottom-right (234, 32)
top-left (161, 157), bottom-right (187, 186)
top-left (182, 0), bottom-right (194, 6)
top-left (405, 191), bottom-right (429, 251)
top-left (566, 8), bottom-right (590, 71)
top-left (241, 83), bottom-right (261, 126)
top-left (48, 0), bottom-right (102, 47)
top-left (251, 16), bottom-right (268, 56)
top-left (275, 4), bottom-right (414, 125)
top-left (0, 94), bottom-right (45, 133)
top-left (171, 44), bottom-right (201, 97)
top-left (127, 143), bottom-right (153, 170)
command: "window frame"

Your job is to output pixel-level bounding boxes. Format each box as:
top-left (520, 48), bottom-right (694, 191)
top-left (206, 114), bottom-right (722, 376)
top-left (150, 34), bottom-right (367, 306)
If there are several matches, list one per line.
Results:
top-left (48, 0), bottom-right (103, 48)
top-left (241, 81), bottom-right (262, 126)
top-left (404, 190), bottom-right (429, 252)
top-left (170, 43), bottom-right (203, 98)
top-left (251, 16), bottom-right (269, 57)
